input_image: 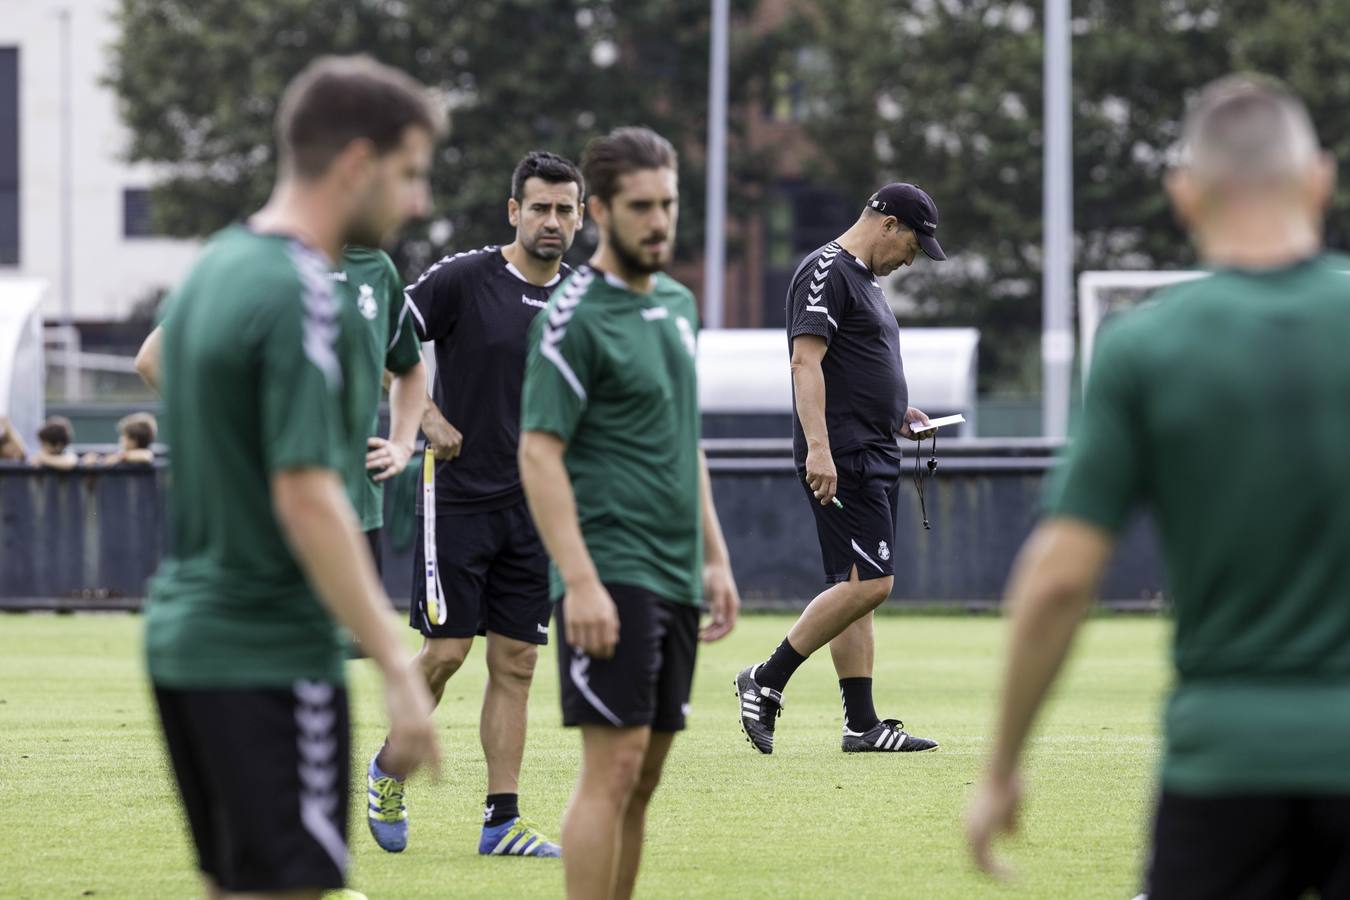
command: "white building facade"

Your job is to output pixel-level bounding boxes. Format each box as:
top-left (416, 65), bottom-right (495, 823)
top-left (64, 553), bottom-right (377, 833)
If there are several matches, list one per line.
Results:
top-left (1, 0), bottom-right (200, 321)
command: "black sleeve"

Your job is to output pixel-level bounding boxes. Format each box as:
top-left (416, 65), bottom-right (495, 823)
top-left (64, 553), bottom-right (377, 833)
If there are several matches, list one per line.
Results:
top-left (404, 253), bottom-right (472, 342)
top-left (788, 263), bottom-right (851, 346)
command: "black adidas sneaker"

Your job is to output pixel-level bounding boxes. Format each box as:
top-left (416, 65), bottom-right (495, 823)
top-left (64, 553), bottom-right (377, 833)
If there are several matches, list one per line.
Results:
top-left (841, 718), bottom-right (939, 753)
top-left (735, 665), bottom-right (783, 754)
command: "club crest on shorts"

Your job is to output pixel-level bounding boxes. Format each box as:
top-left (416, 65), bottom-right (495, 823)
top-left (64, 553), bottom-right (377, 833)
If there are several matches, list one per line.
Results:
top-left (878, 541), bottom-right (890, 561)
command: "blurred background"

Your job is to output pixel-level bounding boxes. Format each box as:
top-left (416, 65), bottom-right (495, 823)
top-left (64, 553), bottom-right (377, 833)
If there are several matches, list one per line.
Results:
top-left (3, 0), bottom-right (1345, 604)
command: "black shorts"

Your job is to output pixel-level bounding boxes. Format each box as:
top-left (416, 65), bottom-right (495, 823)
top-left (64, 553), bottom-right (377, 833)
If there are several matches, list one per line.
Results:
top-left (556, 583), bottom-right (699, 732)
top-left (1147, 790), bottom-right (1350, 900)
top-left (409, 500), bottom-right (551, 645)
top-left (800, 446), bottom-right (902, 584)
top-left (153, 682), bottom-right (351, 893)
top-left (365, 527), bottom-right (382, 577)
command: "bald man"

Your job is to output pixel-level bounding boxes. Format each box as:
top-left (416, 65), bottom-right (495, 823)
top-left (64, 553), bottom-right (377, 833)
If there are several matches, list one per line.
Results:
top-left (965, 75), bottom-right (1350, 899)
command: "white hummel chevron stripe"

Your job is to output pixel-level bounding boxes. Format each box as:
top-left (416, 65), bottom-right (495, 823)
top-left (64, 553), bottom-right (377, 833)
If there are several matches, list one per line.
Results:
top-left (850, 538), bottom-right (885, 573)
top-left (289, 244), bottom-right (342, 390)
top-left (539, 269), bottom-right (595, 402)
top-left (294, 680), bottom-right (346, 873)
top-left (570, 649), bottom-right (623, 726)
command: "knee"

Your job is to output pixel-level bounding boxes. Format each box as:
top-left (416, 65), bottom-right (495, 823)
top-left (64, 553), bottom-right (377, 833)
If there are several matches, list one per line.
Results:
top-left (594, 744), bottom-right (646, 803)
top-left (631, 764), bottom-right (664, 806)
top-left (422, 639), bottom-right (470, 681)
top-left (855, 575), bottom-right (893, 609)
top-left (488, 642), bottom-right (538, 686)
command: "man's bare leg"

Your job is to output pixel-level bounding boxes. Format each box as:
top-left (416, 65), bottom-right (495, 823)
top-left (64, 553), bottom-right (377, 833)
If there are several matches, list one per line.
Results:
top-left (376, 636), bottom-right (471, 777)
top-left (481, 633), bottom-right (538, 795)
top-left (561, 726), bottom-right (649, 900)
top-left (613, 730), bottom-right (676, 900)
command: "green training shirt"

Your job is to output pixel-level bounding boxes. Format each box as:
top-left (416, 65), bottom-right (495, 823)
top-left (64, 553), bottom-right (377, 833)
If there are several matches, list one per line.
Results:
top-left (146, 225), bottom-right (363, 688)
top-left (332, 246), bottom-right (422, 531)
top-left (520, 266), bottom-right (703, 606)
top-left (1044, 252), bottom-right (1350, 795)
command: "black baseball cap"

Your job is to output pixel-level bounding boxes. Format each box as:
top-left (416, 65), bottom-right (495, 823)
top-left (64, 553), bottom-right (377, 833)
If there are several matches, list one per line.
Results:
top-left (867, 183), bottom-right (946, 261)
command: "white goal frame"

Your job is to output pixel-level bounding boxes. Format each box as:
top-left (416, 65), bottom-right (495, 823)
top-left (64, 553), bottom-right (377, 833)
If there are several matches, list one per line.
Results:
top-left (1077, 270), bottom-right (1210, 379)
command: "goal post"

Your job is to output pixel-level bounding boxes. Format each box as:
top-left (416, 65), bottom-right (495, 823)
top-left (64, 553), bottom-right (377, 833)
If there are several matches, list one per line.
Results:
top-left (1077, 270), bottom-right (1209, 380)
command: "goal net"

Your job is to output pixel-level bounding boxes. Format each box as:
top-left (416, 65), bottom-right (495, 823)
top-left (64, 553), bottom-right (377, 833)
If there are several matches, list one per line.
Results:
top-left (1077, 270), bottom-right (1209, 378)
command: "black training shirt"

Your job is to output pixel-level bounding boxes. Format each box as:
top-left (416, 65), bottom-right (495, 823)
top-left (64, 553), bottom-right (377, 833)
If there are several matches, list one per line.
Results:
top-left (406, 245), bottom-right (569, 513)
top-left (786, 240), bottom-right (908, 467)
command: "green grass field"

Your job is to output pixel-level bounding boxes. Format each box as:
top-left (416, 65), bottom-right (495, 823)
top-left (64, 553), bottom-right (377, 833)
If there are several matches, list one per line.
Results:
top-left (0, 612), bottom-right (1169, 899)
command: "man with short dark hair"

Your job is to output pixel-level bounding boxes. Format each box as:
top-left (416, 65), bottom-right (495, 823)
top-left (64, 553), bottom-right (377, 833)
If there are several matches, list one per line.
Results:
top-left (966, 75), bottom-right (1350, 900)
top-left (365, 150), bottom-right (585, 858)
top-left (735, 183), bottom-right (945, 756)
top-left (146, 55), bottom-right (442, 900)
top-left (519, 126), bottom-right (740, 900)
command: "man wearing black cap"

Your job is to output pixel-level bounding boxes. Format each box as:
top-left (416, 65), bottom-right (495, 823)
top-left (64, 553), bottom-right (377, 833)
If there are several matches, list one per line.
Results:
top-left (735, 183), bottom-right (945, 755)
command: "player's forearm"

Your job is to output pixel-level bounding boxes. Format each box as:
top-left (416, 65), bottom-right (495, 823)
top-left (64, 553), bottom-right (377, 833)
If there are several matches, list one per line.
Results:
top-left (272, 468), bottom-right (407, 675)
top-left (698, 451), bottom-right (730, 567)
top-left (987, 523), bottom-right (1098, 781)
top-left (519, 431), bottom-right (601, 588)
top-left (387, 361), bottom-right (428, 452)
top-left (791, 358), bottom-right (830, 453)
top-left (421, 394), bottom-right (452, 433)
top-left (135, 326), bottom-right (164, 393)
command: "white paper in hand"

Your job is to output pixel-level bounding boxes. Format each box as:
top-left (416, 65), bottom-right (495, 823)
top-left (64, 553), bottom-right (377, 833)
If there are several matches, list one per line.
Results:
top-left (908, 414), bottom-right (965, 434)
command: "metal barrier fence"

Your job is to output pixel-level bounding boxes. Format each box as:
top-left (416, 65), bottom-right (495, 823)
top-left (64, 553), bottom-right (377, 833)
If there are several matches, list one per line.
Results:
top-left (0, 442), bottom-right (1165, 610)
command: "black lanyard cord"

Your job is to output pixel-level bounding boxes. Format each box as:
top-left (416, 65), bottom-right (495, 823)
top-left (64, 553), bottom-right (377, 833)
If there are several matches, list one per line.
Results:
top-left (912, 429), bottom-right (938, 530)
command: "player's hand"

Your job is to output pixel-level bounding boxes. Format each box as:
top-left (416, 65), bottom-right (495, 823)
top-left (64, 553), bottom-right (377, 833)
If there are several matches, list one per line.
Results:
top-left (564, 577), bottom-right (620, 659)
top-left (965, 771), bottom-right (1023, 881)
top-left (366, 436), bottom-right (413, 482)
top-left (804, 445), bottom-right (838, 506)
top-left (899, 407), bottom-right (932, 441)
top-left (421, 415), bottom-right (463, 461)
top-left (699, 560), bottom-right (740, 643)
top-left (380, 665), bottom-right (442, 783)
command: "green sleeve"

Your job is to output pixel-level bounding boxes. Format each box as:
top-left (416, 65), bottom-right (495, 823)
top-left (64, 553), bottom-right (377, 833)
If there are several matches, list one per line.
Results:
top-left (520, 304), bottom-right (598, 444)
top-left (381, 253), bottom-right (421, 375)
top-left (260, 289), bottom-right (345, 474)
top-left (1041, 320), bottom-right (1146, 533)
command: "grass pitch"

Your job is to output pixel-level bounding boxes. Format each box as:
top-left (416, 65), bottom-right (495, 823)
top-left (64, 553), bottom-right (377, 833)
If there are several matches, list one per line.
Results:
top-left (0, 612), bottom-right (1167, 899)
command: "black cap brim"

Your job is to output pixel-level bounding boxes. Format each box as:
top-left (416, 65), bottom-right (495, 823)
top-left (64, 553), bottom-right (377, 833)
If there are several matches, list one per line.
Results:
top-left (917, 231), bottom-right (946, 261)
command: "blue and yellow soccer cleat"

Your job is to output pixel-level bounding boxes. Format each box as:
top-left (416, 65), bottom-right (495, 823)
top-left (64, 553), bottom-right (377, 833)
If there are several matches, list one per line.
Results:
top-left (366, 756), bottom-right (408, 852)
top-left (478, 817), bottom-right (562, 858)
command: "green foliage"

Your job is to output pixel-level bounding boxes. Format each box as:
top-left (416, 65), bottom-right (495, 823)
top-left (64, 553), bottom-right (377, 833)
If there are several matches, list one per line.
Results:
top-left (110, 1), bottom-right (1350, 389)
top-left (781, 0), bottom-right (1350, 389)
top-left (108, 0), bottom-right (769, 274)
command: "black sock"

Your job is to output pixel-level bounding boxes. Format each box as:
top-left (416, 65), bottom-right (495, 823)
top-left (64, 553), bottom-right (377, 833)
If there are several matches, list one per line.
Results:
top-left (756, 638), bottom-right (807, 693)
top-left (484, 793), bottom-right (519, 828)
top-left (840, 677), bottom-right (880, 732)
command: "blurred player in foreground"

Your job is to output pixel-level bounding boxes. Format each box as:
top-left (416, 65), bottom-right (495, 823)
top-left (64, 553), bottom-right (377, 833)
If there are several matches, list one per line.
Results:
top-left (967, 75), bottom-right (1350, 900)
top-left (145, 56), bottom-right (442, 900)
top-left (519, 126), bottom-right (740, 900)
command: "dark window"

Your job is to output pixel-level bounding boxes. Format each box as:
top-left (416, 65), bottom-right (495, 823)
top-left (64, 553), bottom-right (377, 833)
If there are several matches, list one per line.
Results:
top-left (0, 48), bottom-right (18, 265)
top-left (123, 188), bottom-right (157, 238)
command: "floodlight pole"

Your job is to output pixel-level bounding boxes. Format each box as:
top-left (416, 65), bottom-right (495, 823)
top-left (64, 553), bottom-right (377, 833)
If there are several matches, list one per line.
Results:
top-left (702, 0), bottom-right (729, 329)
top-left (1042, 0), bottom-right (1072, 438)
top-left (58, 6), bottom-right (78, 400)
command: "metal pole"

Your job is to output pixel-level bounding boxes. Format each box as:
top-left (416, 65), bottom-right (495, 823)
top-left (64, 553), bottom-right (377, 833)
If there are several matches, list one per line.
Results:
top-left (1041, 0), bottom-right (1072, 437)
top-left (58, 7), bottom-right (78, 400)
top-left (702, 0), bottom-right (729, 329)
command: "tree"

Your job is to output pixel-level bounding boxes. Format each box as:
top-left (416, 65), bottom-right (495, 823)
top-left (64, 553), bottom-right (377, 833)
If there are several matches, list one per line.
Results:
top-left (778, 0), bottom-right (1350, 390)
top-left (108, 0), bottom-right (769, 277)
